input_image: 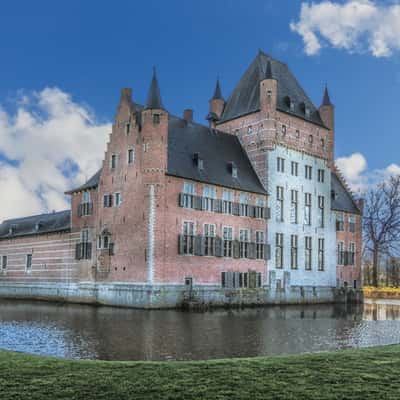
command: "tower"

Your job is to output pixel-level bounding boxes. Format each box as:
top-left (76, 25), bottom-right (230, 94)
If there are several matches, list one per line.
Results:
top-left (207, 79), bottom-right (225, 128)
top-left (319, 86), bottom-right (335, 164)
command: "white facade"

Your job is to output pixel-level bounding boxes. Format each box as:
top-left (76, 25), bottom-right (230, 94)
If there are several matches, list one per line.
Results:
top-left (267, 145), bottom-right (336, 288)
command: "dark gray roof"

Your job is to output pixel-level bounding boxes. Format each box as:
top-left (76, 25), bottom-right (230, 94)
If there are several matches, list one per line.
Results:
top-left (211, 79), bottom-right (223, 100)
top-left (145, 68), bottom-right (164, 110)
top-left (0, 210), bottom-right (71, 240)
top-left (331, 172), bottom-right (361, 214)
top-left (219, 50), bottom-right (326, 127)
top-left (322, 86), bottom-right (333, 106)
top-left (65, 169), bottom-right (102, 194)
top-left (167, 116), bottom-right (266, 194)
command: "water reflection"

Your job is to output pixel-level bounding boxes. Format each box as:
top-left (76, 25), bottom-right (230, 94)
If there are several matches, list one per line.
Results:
top-left (0, 300), bottom-right (399, 361)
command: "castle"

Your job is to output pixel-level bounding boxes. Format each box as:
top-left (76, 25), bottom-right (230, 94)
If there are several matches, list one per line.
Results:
top-left (0, 51), bottom-right (362, 308)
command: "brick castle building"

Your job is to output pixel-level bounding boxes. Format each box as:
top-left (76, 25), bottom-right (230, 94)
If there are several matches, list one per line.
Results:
top-left (0, 51), bottom-right (362, 308)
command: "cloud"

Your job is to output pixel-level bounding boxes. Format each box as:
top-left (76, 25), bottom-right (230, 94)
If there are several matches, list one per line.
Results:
top-left (0, 88), bottom-right (111, 222)
top-left (336, 152), bottom-right (400, 193)
top-left (291, 1), bottom-right (400, 57)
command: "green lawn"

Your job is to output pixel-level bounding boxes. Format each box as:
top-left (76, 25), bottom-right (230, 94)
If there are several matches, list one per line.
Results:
top-left (1, 346), bottom-right (400, 399)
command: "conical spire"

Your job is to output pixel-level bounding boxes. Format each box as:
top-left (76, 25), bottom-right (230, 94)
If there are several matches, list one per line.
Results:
top-left (322, 85), bottom-right (333, 106)
top-left (145, 67), bottom-right (164, 110)
top-left (211, 78), bottom-right (223, 100)
top-left (265, 59), bottom-right (273, 80)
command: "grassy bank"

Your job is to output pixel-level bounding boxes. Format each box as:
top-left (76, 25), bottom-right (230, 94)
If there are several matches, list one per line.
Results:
top-left (363, 286), bottom-right (400, 299)
top-left (1, 346), bottom-right (400, 399)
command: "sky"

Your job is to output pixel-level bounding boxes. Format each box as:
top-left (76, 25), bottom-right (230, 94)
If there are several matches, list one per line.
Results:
top-left (0, 0), bottom-right (399, 221)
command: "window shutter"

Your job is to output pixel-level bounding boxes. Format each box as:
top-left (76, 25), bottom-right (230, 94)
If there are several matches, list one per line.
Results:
top-left (215, 237), bottom-right (223, 257)
top-left (249, 242), bottom-right (256, 259)
top-left (232, 203), bottom-right (240, 216)
top-left (248, 205), bottom-right (255, 218)
top-left (194, 235), bottom-right (204, 256)
top-left (234, 272), bottom-right (240, 288)
top-left (233, 240), bottom-right (240, 259)
top-left (264, 244), bottom-right (271, 261)
top-left (109, 243), bottom-right (115, 256)
top-left (86, 242), bottom-right (92, 259)
top-left (227, 271), bottom-right (233, 288)
top-left (264, 207), bottom-right (271, 220)
top-left (213, 199), bottom-right (222, 213)
top-left (249, 271), bottom-right (257, 288)
top-left (178, 234), bottom-right (185, 255)
top-left (201, 197), bottom-right (207, 211)
top-left (77, 204), bottom-right (82, 217)
top-left (179, 193), bottom-right (185, 207)
top-left (75, 243), bottom-right (81, 260)
top-left (221, 272), bottom-right (226, 287)
top-left (109, 195), bottom-right (113, 207)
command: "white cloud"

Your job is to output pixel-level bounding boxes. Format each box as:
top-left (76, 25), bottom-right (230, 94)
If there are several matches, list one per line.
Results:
top-left (0, 88), bottom-right (110, 222)
top-left (291, 1), bottom-right (400, 57)
top-left (336, 152), bottom-right (400, 193)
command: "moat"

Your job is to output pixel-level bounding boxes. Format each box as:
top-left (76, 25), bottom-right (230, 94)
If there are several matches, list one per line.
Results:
top-left (0, 299), bottom-right (399, 361)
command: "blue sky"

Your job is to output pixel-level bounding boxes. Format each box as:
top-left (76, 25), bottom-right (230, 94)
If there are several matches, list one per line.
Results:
top-left (0, 0), bottom-right (399, 220)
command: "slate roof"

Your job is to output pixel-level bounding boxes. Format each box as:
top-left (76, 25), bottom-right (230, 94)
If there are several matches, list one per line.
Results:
top-left (167, 115), bottom-right (267, 195)
top-left (219, 50), bottom-right (326, 127)
top-left (0, 210), bottom-right (71, 240)
top-left (65, 169), bottom-right (102, 194)
top-left (331, 172), bottom-right (361, 214)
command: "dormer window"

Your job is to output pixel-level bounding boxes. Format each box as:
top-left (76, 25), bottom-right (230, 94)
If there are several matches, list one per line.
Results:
top-left (305, 107), bottom-right (311, 118)
top-left (35, 222), bottom-right (42, 231)
top-left (284, 96), bottom-right (294, 111)
top-left (228, 162), bottom-right (238, 178)
top-left (290, 102), bottom-right (295, 112)
top-left (193, 153), bottom-right (204, 170)
top-left (153, 114), bottom-right (160, 124)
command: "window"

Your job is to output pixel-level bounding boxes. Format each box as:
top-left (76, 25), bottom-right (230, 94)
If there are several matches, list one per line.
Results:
top-left (337, 241), bottom-right (344, 265)
top-left (318, 238), bottom-right (325, 271)
top-left (318, 169), bottom-right (325, 183)
top-left (231, 165), bottom-right (238, 178)
top-left (223, 227), bottom-right (233, 257)
top-left (182, 221), bottom-right (195, 255)
top-left (1, 255), bottom-right (7, 270)
top-left (305, 237), bottom-right (312, 270)
top-left (115, 192), bottom-right (122, 207)
top-left (247, 125), bottom-right (252, 134)
top-left (222, 190), bottom-right (234, 214)
top-left (128, 149), bottom-right (134, 164)
top-left (275, 233), bottom-right (283, 269)
top-left (276, 186), bottom-right (284, 222)
top-left (239, 229), bottom-right (250, 258)
top-left (202, 186), bottom-right (216, 212)
top-left (77, 229), bottom-right (92, 260)
top-left (143, 143), bottom-right (150, 152)
top-left (239, 193), bottom-right (249, 217)
top-left (318, 196), bottom-right (325, 228)
top-left (349, 243), bottom-right (355, 266)
top-left (336, 213), bottom-right (344, 231)
top-left (308, 134), bottom-right (313, 143)
top-left (296, 129), bottom-right (300, 138)
top-left (281, 125), bottom-right (286, 136)
top-left (153, 114), bottom-right (160, 124)
top-left (255, 197), bottom-right (267, 219)
top-left (204, 224), bottom-right (216, 256)
top-left (125, 123), bottom-right (130, 135)
top-left (81, 229), bottom-right (89, 243)
top-left (277, 157), bottom-right (285, 173)
top-left (98, 234), bottom-right (110, 250)
top-left (182, 182), bottom-right (196, 208)
top-left (290, 235), bottom-right (298, 269)
top-left (103, 194), bottom-right (113, 208)
top-left (26, 254), bottom-right (32, 271)
top-left (290, 190), bottom-right (298, 224)
top-left (304, 193), bottom-right (312, 225)
top-left (256, 231), bottom-right (265, 260)
top-left (349, 215), bottom-right (356, 233)
top-left (291, 161), bottom-right (298, 176)
top-left (321, 138), bottom-right (325, 148)
top-left (305, 165), bottom-right (312, 180)
top-left (110, 154), bottom-right (117, 169)
top-left (82, 191), bottom-right (91, 203)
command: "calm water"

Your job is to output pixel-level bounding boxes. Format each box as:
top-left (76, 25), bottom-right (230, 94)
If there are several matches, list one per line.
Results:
top-left (0, 299), bottom-right (400, 361)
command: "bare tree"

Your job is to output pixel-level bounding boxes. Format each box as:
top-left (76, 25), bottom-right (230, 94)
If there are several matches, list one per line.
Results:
top-left (363, 175), bottom-right (400, 287)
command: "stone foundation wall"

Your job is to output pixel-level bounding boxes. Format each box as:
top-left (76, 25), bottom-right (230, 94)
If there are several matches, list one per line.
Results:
top-left (0, 282), bottom-right (362, 309)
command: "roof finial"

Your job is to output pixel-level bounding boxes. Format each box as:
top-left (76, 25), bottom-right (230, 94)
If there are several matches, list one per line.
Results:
top-left (322, 84), bottom-right (333, 106)
top-left (211, 78), bottom-right (224, 101)
top-left (145, 66), bottom-right (164, 110)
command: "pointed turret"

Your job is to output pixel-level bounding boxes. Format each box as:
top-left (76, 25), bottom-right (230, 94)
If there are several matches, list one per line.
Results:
top-left (207, 78), bottom-right (225, 127)
top-left (321, 85), bottom-right (333, 107)
top-left (260, 56), bottom-right (277, 113)
top-left (145, 67), bottom-right (164, 110)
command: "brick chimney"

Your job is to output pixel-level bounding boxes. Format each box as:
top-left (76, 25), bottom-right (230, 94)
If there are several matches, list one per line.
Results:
top-left (183, 109), bottom-right (193, 123)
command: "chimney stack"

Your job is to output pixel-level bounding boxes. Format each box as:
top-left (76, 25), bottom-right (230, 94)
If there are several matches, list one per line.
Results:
top-left (183, 109), bottom-right (193, 123)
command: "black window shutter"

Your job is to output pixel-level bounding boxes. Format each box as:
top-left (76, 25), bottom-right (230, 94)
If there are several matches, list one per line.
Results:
top-left (264, 207), bottom-right (271, 220)
top-left (75, 243), bottom-right (81, 260)
top-left (215, 237), bottom-right (223, 257)
top-left (179, 193), bottom-right (185, 207)
top-left (87, 242), bottom-right (92, 259)
top-left (194, 235), bottom-right (204, 256)
top-left (194, 196), bottom-right (202, 210)
top-left (178, 235), bottom-right (185, 254)
top-left (227, 271), bottom-right (233, 288)
top-left (109, 243), bottom-right (115, 256)
top-left (233, 240), bottom-right (240, 259)
top-left (248, 205), bottom-right (255, 218)
top-left (213, 199), bottom-right (222, 213)
top-left (232, 203), bottom-right (240, 216)
top-left (77, 204), bottom-right (82, 217)
top-left (264, 244), bottom-right (271, 261)
top-left (249, 242), bottom-right (256, 259)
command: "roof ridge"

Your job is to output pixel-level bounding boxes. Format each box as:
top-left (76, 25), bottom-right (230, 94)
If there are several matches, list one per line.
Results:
top-left (2, 209), bottom-right (70, 224)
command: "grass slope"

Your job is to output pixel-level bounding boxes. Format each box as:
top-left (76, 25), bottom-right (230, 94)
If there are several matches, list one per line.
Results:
top-left (1, 346), bottom-right (400, 399)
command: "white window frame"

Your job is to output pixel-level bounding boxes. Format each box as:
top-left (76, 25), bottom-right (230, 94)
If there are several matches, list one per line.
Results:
top-left (115, 192), bottom-right (122, 207)
top-left (223, 226), bottom-right (234, 258)
top-left (127, 148), bottom-right (135, 164)
top-left (25, 254), bottom-right (33, 273)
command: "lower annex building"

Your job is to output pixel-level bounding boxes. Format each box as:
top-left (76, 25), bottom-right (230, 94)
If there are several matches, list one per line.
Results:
top-left (0, 51), bottom-right (362, 308)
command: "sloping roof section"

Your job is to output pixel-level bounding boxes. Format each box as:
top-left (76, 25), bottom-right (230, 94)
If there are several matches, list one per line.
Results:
top-left (0, 210), bottom-right (71, 240)
top-left (167, 115), bottom-right (266, 195)
top-left (145, 67), bottom-right (164, 110)
top-left (219, 50), bottom-right (326, 127)
top-left (331, 172), bottom-right (361, 214)
top-left (65, 169), bottom-right (102, 194)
